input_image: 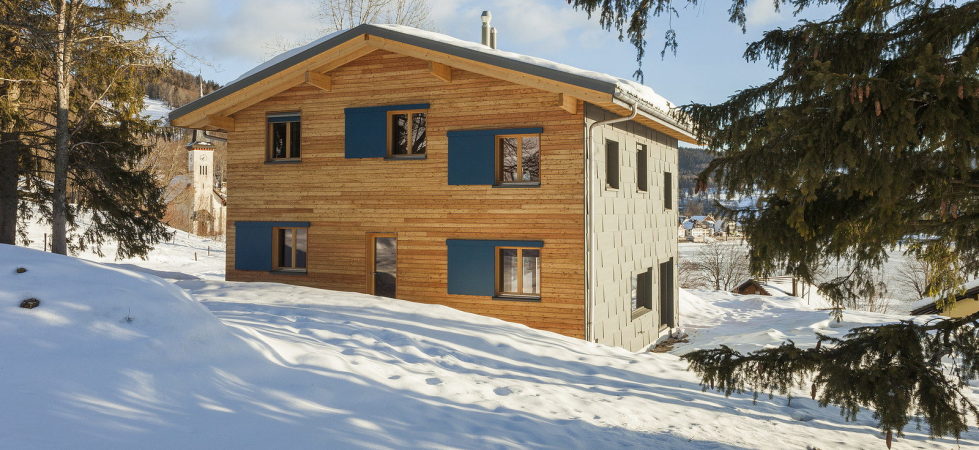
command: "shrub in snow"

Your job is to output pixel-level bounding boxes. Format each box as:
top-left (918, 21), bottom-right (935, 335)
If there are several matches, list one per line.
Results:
top-left (15, 267), bottom-right (26, 274)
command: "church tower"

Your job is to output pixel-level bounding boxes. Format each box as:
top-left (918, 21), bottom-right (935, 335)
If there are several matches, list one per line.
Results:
top-left (186, 129), bottom-right (216, 234)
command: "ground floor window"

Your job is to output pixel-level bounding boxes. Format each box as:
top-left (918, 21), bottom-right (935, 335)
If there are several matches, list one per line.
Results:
top-left (497, 247), bottom-right (541, 298)
top-left (633, 268), bottom-right (652, 312)
top-left (274, 227), bottom-right (308, 271)
top-left (659, 258), bottom-right (675, 327)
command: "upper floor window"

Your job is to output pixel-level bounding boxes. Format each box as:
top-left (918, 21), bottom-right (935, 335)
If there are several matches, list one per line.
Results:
top-left (268, 113), bottom-right (301, 161)
top-left (497, 134), bottom-right (540, 184)
top-left (388, 109), bottom-right (427, 157)
top-left (605, 139), bottom-right (620, 189)
top-left (497, 247), bottom-right (541, 299)
top-left (637, 144), bottom-right (648, 192)
top-left (664, 171), bottom-right (673, 209)
top-left (273, 226), bottom-right (308, 272)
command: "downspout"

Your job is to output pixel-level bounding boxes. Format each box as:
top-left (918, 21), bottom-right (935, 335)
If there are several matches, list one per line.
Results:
top-left (583, 99), bottom-right (639, 342)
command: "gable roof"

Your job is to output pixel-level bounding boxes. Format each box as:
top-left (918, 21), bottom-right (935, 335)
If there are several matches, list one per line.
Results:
top-left (169, 24), bottom-right (696, 143)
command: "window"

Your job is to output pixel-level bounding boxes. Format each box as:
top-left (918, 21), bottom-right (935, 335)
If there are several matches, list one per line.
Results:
top-left (497, 134), bottom-right (541, 184)
top-left (388, 109), bottom-right (427, 157)
top-left (497, 247), bottom-right (541, 298)
top-left (633, 268), bottom-right (652, 312)
top-left (605, 139), bottom-right (619, 189)
top-left (659, 258), bottom-right (675, 328)
top-left (273, 227), bottom-right (308, 271)
top-left (637, 144), bottom-right (648, 192)
top-left (268, 114), bottom-right (301, 160)
top-left (664, 172), bottom-right (673, 209)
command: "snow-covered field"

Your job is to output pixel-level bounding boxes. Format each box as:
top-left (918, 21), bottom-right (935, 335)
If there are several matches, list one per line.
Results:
top-left (679, 241), bottom-right (923, 313)
top-left (3, 228), bottom-right (979, 448)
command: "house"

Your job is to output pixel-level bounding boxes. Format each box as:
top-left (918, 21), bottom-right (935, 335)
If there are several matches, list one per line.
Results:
top-left (681, 216), bottom-right (714, 242)
top-left (733, 276), bottom-right (830, 306)
top-left (162, 130), bottom-right (227, 236)
top-left (910, 281), bottom-right (979, 317)
top-left (168, 19), bottom-right (696, 350)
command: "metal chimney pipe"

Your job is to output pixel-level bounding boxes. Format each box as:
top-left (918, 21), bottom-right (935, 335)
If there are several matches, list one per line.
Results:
top-left (480, 11), bottom-right (492, 46)
top-left (490, 27), bottom-right (497, 49)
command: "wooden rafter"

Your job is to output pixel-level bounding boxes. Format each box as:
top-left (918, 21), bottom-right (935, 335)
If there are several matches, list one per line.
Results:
top-left (428, 62), bottom-right (452, 82)
top-left (204, 114), bottom-right (235, 132)
top-left (558, 93), bottom-right (578, 114)
top-left (305, 71), bottom-right (333, 91)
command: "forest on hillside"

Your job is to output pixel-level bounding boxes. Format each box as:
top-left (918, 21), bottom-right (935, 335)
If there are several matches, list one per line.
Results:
top-left (678, 146), bottom-right (713, 196)
top-left (143, 69), bottom-right (221, 108)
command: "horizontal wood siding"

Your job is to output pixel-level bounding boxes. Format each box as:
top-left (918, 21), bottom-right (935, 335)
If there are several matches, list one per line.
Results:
top-left (225, 50), bottom-right (585, 337)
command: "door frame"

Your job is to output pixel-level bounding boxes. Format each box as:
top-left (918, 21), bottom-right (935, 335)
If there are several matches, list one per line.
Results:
top-left (366, 232), bottom-right (398, 296)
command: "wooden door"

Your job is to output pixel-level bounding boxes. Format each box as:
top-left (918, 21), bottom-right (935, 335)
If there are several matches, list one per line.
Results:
top-left (367, 233), bottom-right (397, 298)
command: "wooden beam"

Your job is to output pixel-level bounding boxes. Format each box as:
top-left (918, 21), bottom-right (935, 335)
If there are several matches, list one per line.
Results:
top-left (204, 114), bottom-right (235, 132)
top-left (558, 93), bottom-right (577, 114)
top-left (364, 36), bottom-right (611, 105)
top-left (305, 71), bottom-right (333, 91)
top-left (171, 36), bottom-right (372, 127)
top-left (428, 61), bottom-right (452, 82)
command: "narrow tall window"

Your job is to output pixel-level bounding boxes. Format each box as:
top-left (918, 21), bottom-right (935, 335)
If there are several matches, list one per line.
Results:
top-left (274, 227), bottom-right (308, 271)
top-left (388, 109), bottom-right (427, 157)
top-left (664, 171), bottom-right (673, 209)
top-left (267, 114), bottom-right (301, 160)
top-left (497, 247), bottom-right (541, 298)
top-left (497, 134), bottom-right (541, 184)
top-left (605, 139), bottom-right (619, 189)
top-left (637, 144), bottom-right (648, 192)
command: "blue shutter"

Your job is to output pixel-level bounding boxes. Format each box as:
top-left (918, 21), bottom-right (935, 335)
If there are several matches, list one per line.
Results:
top-left (447, 127), bottom-right (543, 185)
top-left (446, 239), bottom-right (544, 296)
top-left (234, 221), bottom-right (311, 271)
top-left (345, 103), bottom-right (430, 158)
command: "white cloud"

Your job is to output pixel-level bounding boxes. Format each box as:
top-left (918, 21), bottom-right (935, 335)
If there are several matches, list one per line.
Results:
top-left (169, 0), bottom-right (323, 80)
top-left (744, 0), bottom-right (786, 27)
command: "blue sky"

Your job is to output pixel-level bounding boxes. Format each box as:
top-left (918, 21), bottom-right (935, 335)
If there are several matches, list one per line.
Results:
top-left (167, 0), bottom-right (818, 106)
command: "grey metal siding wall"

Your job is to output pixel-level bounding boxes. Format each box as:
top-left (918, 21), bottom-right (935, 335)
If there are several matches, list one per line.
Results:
top-left (586, 103), bottom-right (679, 351)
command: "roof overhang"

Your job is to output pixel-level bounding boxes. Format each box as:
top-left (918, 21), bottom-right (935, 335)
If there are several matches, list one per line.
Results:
top-left (169, 24), bottom-right (698, 144)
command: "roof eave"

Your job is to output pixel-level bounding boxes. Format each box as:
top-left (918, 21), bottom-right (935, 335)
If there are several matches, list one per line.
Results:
top-left (170, 24), bottom-right (620, 125)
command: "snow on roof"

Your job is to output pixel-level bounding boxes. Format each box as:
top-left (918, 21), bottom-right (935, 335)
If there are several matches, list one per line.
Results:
top-left (909, 278), bottom-right (979, 312)
top-left (221, 24), bottom-right (677, 116)
top-left (370, 25), bottom-right (675, 114)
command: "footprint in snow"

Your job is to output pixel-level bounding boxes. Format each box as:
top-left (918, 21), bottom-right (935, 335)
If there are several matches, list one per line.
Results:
top-left (341, 348), bottom-right (357, 355)
top-left (388, 375), bottom-right (401, 380)
top-left (425, 377), bottom-right (442, 385)
top-left (493, 386), bottom-right (513, 396)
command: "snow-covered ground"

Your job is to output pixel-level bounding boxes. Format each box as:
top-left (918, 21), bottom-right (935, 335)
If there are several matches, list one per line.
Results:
top-left (679, 241), bottom-right (923, 313)
top-left (4, 226), bottom-right (979, 448)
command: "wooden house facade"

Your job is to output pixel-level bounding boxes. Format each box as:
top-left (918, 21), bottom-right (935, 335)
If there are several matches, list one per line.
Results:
top-left (170, 24), bottom-right (697, 350)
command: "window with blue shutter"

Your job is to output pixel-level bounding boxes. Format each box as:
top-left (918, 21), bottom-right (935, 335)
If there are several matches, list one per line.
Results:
top-left (235, 221), bottom-right (310, 271)
top-left (446, 239), bottom-right (543, 298)
top-left (344, 103), bottom-right (429, 158)
top-left (447, 127), bottom-right (543, 185)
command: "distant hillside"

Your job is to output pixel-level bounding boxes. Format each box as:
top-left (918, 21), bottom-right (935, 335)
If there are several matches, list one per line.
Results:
top-left (678, 146), bottom-right (713, 196)
top-left (142, 68), bottom-right (221, 109)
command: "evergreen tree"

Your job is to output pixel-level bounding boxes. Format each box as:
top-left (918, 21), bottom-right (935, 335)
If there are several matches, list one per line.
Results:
top-left (2, 0), bottom-right (174, 257)
top-left (0, 1), bottom-right (44, 245)
top-left (569, 0), bottom-right (979, 445)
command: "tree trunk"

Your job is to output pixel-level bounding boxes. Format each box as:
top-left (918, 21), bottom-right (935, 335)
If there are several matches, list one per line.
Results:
top-left (50, 0), bottom-right (70, 255)
top-left (0, 131), bottom-right (17, 245)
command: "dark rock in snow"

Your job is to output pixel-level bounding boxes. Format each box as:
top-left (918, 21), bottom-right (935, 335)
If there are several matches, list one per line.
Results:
top-left (19, 298), bottom-right (40, 309)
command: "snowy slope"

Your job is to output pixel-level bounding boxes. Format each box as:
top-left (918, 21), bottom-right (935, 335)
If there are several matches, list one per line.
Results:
top-left (4, 226), bottom-right (979, 448)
